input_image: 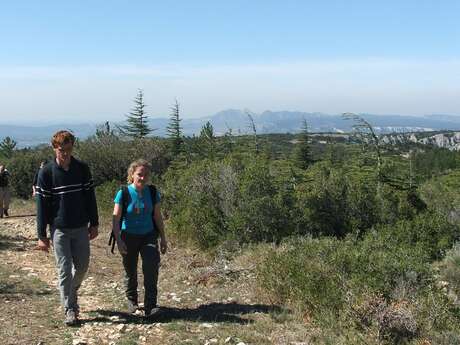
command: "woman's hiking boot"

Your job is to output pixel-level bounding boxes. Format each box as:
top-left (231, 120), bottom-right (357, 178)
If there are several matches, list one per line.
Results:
top-left (144, 307), bottom-right (161, 320)
top-left (127, 299), bottom-right (139, 314)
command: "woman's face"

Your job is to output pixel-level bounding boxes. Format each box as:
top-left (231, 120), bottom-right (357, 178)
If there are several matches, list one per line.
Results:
top-left (132, 165), bottom-right (150, 189)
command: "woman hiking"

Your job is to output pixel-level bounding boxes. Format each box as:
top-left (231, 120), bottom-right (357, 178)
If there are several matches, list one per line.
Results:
top-left (112, 159), bottom-right (167, 318)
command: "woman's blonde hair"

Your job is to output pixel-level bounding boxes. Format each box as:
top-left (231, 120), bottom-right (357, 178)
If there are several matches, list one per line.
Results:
top-left (127, 159), bottom-right (152, 184)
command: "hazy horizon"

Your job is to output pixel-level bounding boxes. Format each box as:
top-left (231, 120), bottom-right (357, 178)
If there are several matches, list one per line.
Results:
top-left (1, 108), bottom-right (460, 128)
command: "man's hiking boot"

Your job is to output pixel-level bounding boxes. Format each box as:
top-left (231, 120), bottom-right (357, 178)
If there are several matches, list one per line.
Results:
top-left (127, 300), bottom-right (139, 314)
top-left (64, 309), bottom-right (79, 326)
top-left (144, 307), bottom-right (161, 320)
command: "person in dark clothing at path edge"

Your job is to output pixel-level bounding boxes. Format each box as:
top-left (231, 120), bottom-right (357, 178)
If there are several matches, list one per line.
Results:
top-left (112, 159), bottom-right (167, 318)
top-left (0, 164), bottom-right (11, 218)
top-left (36, 130), bottom-right (99, 326)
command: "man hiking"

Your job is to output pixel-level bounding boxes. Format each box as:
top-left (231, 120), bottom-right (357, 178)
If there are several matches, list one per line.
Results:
top-left (35, 130), bottom-right (99, 326)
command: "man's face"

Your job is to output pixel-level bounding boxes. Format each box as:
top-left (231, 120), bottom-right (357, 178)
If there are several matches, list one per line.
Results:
top-left (54, 142), bottom-right (73, 167)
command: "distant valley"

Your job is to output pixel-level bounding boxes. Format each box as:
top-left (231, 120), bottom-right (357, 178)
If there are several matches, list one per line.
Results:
top-left (1, 110), bottom-right (460, 148)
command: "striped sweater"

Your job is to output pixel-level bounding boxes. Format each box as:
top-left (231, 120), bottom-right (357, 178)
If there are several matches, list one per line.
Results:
top-left (36, 157), bottom-right (99, 239)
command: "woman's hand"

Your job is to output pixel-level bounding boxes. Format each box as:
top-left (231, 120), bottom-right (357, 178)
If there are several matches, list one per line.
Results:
top-left (117, 238), bottom-right (128, 255)
top-left (160, 236), bottom-right (168, 255)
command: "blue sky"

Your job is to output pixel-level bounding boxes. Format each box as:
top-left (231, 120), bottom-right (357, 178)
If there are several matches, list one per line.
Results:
top-left (1, 0), bottom-right (459, 124)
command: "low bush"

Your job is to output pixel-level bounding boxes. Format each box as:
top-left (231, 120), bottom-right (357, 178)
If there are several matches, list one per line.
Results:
top-left (420, 169), bottom-right (460, 226)
top-left (76, 136), bottom-right (169, 186)
top-left (162, 159), bottom-right (232, 248)
top-left (256, 206), bottom-right (460, 342)
top-left (95, 180), bottom-right (122, 217)
top-left (227, 158), bottom-right (293, 243)
top-left (257, 233), bottom-right (431, 316)
top-left (257, 238), bottom-right (347, 314)
top-left (374, 211), bottom-right (458, 262)
top-left (163, 156), bottom-right (299, 249)
top-left (294, 164), bottom-right (351, 237)
top-left (437, 242), bottom-right (460, 298)
top-left (7, 150), bottom-right (51, 199)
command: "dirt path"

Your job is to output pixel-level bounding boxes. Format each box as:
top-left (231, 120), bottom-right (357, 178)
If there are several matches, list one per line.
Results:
top-left (0, 213), bottom-right (306, 345)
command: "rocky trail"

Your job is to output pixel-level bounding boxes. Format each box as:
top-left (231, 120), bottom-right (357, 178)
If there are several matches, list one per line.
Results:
top-left (0, 207), bottom-right (307, 345)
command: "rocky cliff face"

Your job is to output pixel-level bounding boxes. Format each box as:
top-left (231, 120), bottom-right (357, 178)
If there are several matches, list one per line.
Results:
top-left (381, 132), bottom-right (460, 151)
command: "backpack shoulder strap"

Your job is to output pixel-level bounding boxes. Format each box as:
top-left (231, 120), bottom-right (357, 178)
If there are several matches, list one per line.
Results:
top-left (121, 185), bottom-right (130, 219)
top-left (148, 184), bottom-right (157, 206)
top-left (148, 185), bottom-right (159, 236)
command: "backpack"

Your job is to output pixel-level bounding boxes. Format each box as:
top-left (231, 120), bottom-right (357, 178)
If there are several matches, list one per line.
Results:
top-left (108, 184), bottom-right (158, 254)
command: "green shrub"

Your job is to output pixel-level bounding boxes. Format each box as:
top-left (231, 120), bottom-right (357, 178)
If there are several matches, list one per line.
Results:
top-left (163, 159), bottom-right (233, 248)
top-left (257, 231), bottom-right (433, 316)
top-left (437, 242), bottom-right (460, 298)
top-left (352, 230), bottom-right (431, 297)
top-left (76, 136), bottom-right (169, 186)
top-left (163, 156), bottom-right (300, 249)
top-left (346, 171), bottom-right (380, 235)
top-left (420, 169), bottom-right (460, 225)
top-left (294, 164), bottom-right (351, 237)
top-left (294, 162), bottom-right (386, 238)
top-left (374, 211), bottom-right (458, 262)
top-left (227, 158), bottom-right (293, 243)
top-left (7, 149), bottom-right (51, 199)
top-left (413, 147), bottom-right (460, 178)
top-left (414, 288), bottom-right (460, 342)
top-left (257, 237), bottom-right (348, 315)
top-left (95, 180), bottom-right (122, 217)
top-left (428, 332), bottom-right (460, 345)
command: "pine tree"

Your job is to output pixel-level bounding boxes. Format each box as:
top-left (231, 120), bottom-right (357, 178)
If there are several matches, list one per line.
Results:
top-left (295, 119), bottom-right (313, 169)
top-left (166, 99), bottom-right (183, 157)
top-left (119, 89), bottom-right (152, 139)
top-left (199, 121), bottom-right (216, 159)
top-left (0, 136), bottom-right (17, 158)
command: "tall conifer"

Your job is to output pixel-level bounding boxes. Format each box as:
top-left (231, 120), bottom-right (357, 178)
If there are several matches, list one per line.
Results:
top-left (295, 119), bottom-right (313, 169)
top-left (120, 89), bottom-right (152, 139)
top-left (0, 136), bottom-right (17, 158)
top-left (199, 121), bottom-right (216, 159)
top-left (166, 99), bottom-right (183, 157)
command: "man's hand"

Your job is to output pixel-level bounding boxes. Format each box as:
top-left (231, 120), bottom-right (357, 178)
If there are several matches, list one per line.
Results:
top-left (160, 237), bottom-right (168, 255)
top-left (88, 226), bottom-right (98, 240)
top-left (36, 238), bottom-right (50, 252)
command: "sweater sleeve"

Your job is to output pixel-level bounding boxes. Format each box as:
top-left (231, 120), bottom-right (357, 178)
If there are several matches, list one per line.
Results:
top-left (82, 164), bottom-right (99, 227)
top-left (36, 168), bottom-right (52, 239)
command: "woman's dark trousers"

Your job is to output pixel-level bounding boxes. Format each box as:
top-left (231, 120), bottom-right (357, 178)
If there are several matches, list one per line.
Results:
top-left (121, 232), bottom-right (160, 313)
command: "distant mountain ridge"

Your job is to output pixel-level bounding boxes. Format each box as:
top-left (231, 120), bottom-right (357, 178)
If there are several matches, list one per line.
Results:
top-left (2, 110), bottom-right (460, 148)
top-left (182, 110), bottom-right (460, 135)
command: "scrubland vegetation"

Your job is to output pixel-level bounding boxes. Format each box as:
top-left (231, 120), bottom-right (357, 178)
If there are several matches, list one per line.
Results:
top-left (1, 115), bottom-right (460, 343)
